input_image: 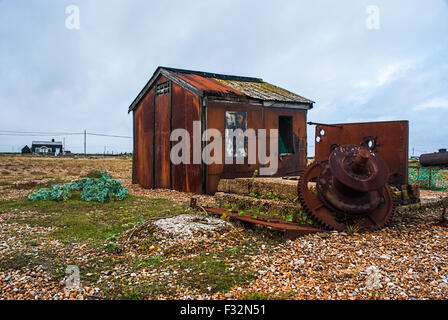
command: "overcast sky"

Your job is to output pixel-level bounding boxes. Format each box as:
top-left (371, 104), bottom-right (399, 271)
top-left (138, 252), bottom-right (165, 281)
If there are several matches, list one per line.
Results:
top-left (0, 0), bottom-right (447, 155)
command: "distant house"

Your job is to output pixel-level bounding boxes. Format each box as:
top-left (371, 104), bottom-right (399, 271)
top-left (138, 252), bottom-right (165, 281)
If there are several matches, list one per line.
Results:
top-left (31, 139), bottom-right (63, 155)
top-left (21, 145), bottom-right (31, 154)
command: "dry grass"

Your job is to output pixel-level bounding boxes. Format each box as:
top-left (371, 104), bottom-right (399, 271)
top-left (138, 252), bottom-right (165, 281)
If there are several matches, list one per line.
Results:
top-left (0, 155), bottom-right (132, 201)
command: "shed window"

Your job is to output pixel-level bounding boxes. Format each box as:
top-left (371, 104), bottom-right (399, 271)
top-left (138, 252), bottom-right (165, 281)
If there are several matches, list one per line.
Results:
top-left (225, 111), bottom-right (247, 158)
top-left (279, 116), bottom-right (294, 154)
top-left (156, 81), bottom-right (170, 95)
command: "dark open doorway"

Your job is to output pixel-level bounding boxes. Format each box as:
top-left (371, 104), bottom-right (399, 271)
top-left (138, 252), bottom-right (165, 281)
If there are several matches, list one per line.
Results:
top-left (279, 116), bottom-right (294, 154)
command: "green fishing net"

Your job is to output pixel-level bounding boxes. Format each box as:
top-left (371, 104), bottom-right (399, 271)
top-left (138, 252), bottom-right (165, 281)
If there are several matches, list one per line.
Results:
top-left (28, 169), bottom-right (128, 203)
top-left (409, 167), bottom-right (448, 191)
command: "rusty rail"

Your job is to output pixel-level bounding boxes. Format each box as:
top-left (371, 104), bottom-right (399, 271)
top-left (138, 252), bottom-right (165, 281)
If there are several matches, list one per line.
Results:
top-left (190, 198), bottom-right (321, 240)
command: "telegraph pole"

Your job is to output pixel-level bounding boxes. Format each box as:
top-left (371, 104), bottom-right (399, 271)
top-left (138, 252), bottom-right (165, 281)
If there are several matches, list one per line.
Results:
top-left (84, 130), bottom-right (86, 156)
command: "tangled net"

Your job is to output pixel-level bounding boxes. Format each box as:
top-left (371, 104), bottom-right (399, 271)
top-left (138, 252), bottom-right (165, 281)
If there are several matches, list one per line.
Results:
top-left (28, 169), bottom-right (128, 203)
top-left (409, 167), bottom-right (448, 192)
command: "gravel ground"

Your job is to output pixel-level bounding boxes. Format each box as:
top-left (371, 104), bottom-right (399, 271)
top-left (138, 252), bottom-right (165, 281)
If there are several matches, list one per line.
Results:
top-left (1, 155), bottom-right (447, 300)
top-left (213, 211), bottom-right (448, 300)
top-left (2, 202), bottom-right (447, 300)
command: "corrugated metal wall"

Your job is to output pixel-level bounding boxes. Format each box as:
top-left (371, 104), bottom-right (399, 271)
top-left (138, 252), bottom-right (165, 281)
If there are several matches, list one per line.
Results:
top-left (133, 76), bottom-right (202, 193)
top-left (171, 81), bottom-right (201, 193)
top-left (133, 76), bottom-right (308, 195)
top-left (133, 87), bottom-right (154, 188)
top-left (205, 100), bottom-right (308, 194)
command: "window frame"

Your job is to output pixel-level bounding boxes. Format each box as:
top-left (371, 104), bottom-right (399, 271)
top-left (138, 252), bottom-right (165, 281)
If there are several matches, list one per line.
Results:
top-left (225, 110), bottom-right (248, 158)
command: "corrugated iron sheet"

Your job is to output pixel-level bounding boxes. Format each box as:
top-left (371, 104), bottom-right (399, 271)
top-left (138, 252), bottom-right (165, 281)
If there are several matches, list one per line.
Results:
top-left (213, 78), bottom-right (313, 104)
top-left (169, 68), bottom-right (313, 104)
top-left (129, 67), bottom-right (314, 112)
top-left (173, 72), bottom-right (242, 97)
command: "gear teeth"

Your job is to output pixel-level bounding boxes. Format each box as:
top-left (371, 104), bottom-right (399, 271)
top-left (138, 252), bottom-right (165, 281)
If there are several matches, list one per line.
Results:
top-left (298, 162), bottom-right (334, 231)
top-left (298, 160), bottom-right (394, 232)
top-left (298, 162), bottom-right (338, 231)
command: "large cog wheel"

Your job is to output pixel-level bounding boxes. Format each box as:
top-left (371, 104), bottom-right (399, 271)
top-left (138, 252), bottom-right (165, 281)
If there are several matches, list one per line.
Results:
top-left (298, 161), bottom-right (394, 232)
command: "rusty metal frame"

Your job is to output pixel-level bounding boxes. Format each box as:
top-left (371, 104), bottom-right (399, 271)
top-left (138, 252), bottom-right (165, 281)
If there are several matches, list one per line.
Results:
top-left (190, 198), bottom-right (321, 240)
top-left (313, 120), bottom-right (409, 186)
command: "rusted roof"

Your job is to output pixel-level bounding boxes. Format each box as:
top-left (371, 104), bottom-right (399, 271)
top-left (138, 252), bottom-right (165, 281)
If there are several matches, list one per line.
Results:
top-left (173, 72), bottom-right (242, 97)
top-left (212, 78), bottom-right (313, 104)
top-left (128, 67), bottom-right (314, 112)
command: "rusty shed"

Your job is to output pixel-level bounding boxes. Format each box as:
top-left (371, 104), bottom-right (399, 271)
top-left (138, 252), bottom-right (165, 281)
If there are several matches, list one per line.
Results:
top-left (128, 67), bottom-right (314, 194)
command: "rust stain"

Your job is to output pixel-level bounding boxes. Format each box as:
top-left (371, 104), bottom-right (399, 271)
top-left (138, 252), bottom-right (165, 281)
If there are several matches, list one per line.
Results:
top-left (172, 71), bottom-right (314, 104)
top-left (190, 198), bottom-right (321, 240)
top-left (314, 121), bottom-right (409, 186)
top-left (174, 72), bottom-right (242, 96)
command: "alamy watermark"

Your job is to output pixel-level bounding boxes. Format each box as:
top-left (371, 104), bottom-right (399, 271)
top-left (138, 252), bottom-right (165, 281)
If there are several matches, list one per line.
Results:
top-left (170, 121), bottom-right (279, 175)
top-left (65, 265), bottom-right (80, 289)
top-left (65, 5), bottom-right (80, 30)
top-left (365, 5), bottom-right (380, 30)
top-left (364, 265), bottom-right (383, 290)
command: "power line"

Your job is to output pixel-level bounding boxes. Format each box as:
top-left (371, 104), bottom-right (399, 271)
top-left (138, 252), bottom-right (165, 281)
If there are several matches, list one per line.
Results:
top-left (0, 130), bottom-right (132, 138)
top-left (0, 130), bottom-right (83, 135)
top-left (0, 129), bottom-right (133, 154)
top-left (0, 133), bottom-right (79, 137)
top-left (87, 133), bottom-right (132, 139)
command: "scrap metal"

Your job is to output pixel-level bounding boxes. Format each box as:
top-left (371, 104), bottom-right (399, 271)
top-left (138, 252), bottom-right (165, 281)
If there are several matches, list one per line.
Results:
top-left (298, 144), bottom-right (395, 231)
top-left (190, 198), bottom-right (322, 240)
top-left (420, 149), bottom-right (448, 167)
top-left (312, 120), bottom-right (409, 186)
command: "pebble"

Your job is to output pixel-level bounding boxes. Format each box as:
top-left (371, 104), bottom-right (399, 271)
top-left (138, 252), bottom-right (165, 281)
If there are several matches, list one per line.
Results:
top-left (1, 157), bottom-right (448, 300)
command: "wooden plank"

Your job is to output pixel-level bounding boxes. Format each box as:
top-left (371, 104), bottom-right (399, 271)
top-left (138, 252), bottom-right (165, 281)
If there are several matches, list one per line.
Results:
top-left (154, 77), bottom-right (171, 189)
top-left (171, 81), bottom-right (201, 193)
top-left (133, 88), bottom-right (154, 188)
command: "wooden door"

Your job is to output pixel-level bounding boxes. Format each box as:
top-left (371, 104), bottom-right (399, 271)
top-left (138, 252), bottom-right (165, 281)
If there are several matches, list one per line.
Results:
top-left (154, 81), bottom-right (171, 188)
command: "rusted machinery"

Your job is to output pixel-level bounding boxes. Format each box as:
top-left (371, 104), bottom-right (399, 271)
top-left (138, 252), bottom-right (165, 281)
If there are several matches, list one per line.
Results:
top-left (420, 149), bottom-right (448, 167)
top-left (189, 198), bottom-right (322, 239)
top-left (311, 120), bottom-right (409, 186)
top-left (298, 144), bottom-right (394, 231)
top-left (193, 143), bottom-right (395, 238)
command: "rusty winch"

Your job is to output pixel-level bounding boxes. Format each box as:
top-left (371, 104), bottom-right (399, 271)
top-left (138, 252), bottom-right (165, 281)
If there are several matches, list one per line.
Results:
top-left (298, 144), bottom-right (394, 231)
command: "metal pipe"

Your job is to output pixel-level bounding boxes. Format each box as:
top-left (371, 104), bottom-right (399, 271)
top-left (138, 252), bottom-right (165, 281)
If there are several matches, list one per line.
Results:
top-left (307, 121), bottom-right (343, 128)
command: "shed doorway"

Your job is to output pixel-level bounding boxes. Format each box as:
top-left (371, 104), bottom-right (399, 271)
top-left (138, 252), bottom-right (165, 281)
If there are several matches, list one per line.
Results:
top-left (279, 116), bottom-right (294, 155)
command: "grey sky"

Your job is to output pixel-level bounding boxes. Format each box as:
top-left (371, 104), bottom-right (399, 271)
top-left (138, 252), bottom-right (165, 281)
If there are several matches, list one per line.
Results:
top-left (0, 0), bottom-right (447, 155)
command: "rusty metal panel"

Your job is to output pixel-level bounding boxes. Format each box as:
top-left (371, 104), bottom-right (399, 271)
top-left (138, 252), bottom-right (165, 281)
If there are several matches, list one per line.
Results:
top-left (263, 108), bottom-right (308, 176)
top-left (133, 88), bottom-right (154, 188)
top-left (205, 101), bottom-right (308, 194)
top-left (171, 69), bottom-right (314, 104)
top-left (314, 120), bottom-right (409, 185)
top-left (173, 72), bottom-right (242, 97)
top-left (171, 81), bottom-right (201, 193)
top-left (154, 77), bottom-right (171, 189)
top-left (190, 198), bottom-right (321, 239)
top-left (206, 100), bottom-right (263, 194)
